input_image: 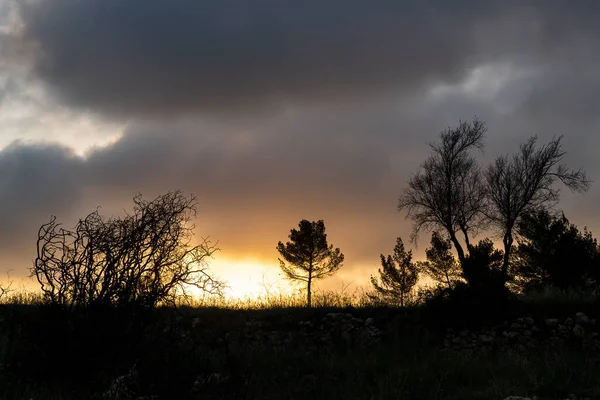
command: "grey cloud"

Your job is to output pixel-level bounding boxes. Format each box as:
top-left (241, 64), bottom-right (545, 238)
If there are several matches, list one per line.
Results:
top-left (9, 0), bottom-right (542, 118)
top-left (0, 142), bottom-right (83, 251)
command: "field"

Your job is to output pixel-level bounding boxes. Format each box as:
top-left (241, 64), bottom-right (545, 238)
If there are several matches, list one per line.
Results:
top-left (0, 288), bottom-right (598, 400)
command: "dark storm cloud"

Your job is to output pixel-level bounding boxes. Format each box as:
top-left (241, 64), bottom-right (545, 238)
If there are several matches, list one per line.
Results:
top-left (82, 113), bottom-right (394, 203)
top-left (11, 0), bottom-right (521, 118)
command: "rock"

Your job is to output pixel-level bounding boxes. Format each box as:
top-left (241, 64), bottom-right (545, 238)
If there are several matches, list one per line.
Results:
top-left (575, 312), bottom-right (590, 325)
top-left (511, 322), bottom-right (524, 330)
top-left (523, 317), bottom-right (535, 326)
top-left (546, 318), bottom-right (559, 328)
top-left (460, 329), bottom-right (471, 338)
top-left (523, 329), bottom-right (532, 337)
top-left (479, 334), bottom-right (494, 344)
top-left (564, 318), bottom-right (574, 326)
top-left (573, 324), bottom-right (585, 338)
top-left (365, 318), bottom-right (374, 326)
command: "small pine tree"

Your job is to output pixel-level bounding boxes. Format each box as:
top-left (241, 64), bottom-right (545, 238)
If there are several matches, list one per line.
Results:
top-left (370, 237), bottom-right (419, 307)
top-left (277, 220), bottom-right (344, 307)
top-left (420, 232), bottom-right (462, 288)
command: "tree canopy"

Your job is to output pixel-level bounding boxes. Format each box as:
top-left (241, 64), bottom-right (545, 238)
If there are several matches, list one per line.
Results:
top-left (513, 209), bottom-right (600, 291)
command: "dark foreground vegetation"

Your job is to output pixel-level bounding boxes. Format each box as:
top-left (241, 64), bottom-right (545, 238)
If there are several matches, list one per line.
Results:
top-left (0, 288), bottom-right (599, 400)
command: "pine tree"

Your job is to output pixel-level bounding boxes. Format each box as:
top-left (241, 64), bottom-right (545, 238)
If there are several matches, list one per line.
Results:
top-left (277, 220), bottom-right (344, 307)
top-left (370, 237), bottom-right (419, 307)
top-left (420, 232), bottom-right (462, 288)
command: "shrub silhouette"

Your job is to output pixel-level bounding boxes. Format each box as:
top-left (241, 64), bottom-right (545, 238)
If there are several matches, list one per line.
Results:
top-left (32, 190), bottom-right (223, 309)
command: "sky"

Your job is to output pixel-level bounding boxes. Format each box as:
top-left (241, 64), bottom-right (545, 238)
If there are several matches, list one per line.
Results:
top-left (0, 0), bottom-right (599, 298)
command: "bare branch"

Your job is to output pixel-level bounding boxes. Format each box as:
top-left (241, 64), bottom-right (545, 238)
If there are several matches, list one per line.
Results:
top-left (485, 135), bottom-right (591, 281)
top-left (31, 191), bottom-right (223, 309)
top-left (398, 118), bottom-right (488, 266)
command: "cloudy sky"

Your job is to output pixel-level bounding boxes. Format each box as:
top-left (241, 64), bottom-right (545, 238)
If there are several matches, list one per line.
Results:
top-left (1, 0), bottom-right (599, 297)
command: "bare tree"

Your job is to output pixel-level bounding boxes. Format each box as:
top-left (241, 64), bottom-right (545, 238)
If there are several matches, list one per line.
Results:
top-left (277, 220), bottom-right (344, 307)
top-left (33, 191), bottom-right (224, 309)
top-left (370, 237), bottom-right (420, 307)
top-left (486, 136), bottom-right (591, 282)
top-left (398, 118), bottom-right (488, 266)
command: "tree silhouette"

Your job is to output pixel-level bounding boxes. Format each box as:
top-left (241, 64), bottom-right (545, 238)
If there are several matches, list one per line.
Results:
top-left (33, 191), bottom-right (223, 309)
top-left (513, 209), bottom-right (600, 291)
top-left (370, 238), bottom-right (420, 307)
top-left (486, 136), bottom-right (590, 282)
top-left (461, 238), bottom-right (504, 289)
top-left (276, 220), bottom-right (344, 308)
top-left (419, 232), bottom-right (462, 289)
top-left (398, 118), bottom-right (487, 268)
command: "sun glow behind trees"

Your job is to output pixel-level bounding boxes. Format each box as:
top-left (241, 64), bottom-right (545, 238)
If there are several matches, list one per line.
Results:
top-left (209, 258), bottom-right (296, 300)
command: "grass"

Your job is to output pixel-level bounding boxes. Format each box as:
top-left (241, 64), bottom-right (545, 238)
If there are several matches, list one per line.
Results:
top-left (0, 287), bottom-right (598, 399)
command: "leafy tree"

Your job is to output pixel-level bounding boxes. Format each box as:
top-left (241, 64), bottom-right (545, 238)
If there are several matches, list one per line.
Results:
top-left (461, 238), bottom-right (504, 289)
top-left (276, 219), bottom-right (344, 307)
top-left (486, 136), bottom-right (590, 282)
top-left (370, 238), bottom-right (420, 307)
top-left (398, 118), bottom-right (487, 268)
top-left (513, 209), bottom-right (600, 291)
top-left (33, 191), bottom-right (223, 309)
top-left (419, 232), bottom-right (462, 289)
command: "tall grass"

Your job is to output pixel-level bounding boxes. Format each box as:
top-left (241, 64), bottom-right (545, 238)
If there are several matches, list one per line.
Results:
top-left (181, 287), bottom-right (377, 309)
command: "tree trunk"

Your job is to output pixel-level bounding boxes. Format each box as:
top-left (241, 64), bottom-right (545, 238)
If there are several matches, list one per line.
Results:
top-left (307, 278), bottom-right (312, 308)
top-left (307, 267), bottom-right (312, 308)
top-left (501, 230), bottom-right (513, 283)
top-left (449, 231), bottom-right (467, 267)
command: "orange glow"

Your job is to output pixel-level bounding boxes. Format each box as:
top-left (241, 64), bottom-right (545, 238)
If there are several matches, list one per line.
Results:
top-left (210, 257), bottom-right (296, 300)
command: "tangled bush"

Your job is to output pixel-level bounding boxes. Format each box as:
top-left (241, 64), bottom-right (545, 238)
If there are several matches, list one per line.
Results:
top-left (32, 191), bottom-right (224, 309)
